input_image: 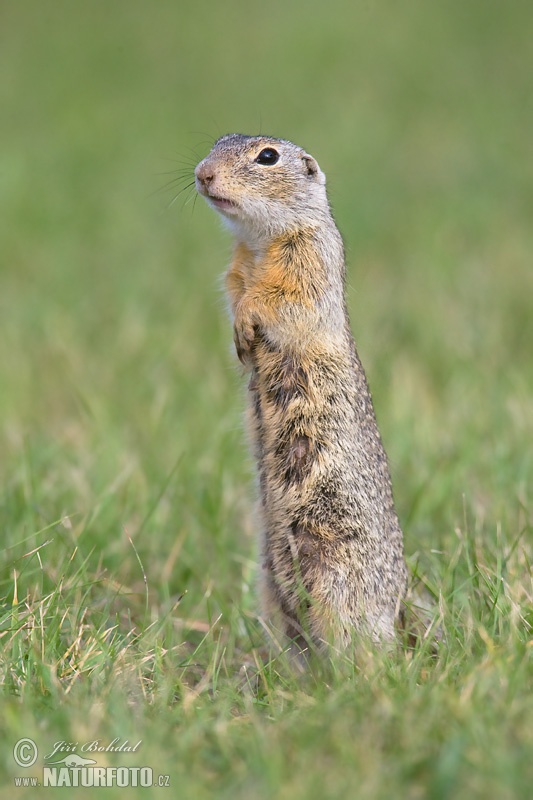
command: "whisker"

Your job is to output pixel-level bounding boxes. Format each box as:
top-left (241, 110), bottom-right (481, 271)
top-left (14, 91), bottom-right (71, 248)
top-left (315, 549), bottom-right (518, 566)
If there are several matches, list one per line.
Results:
top-left (181, 145), bottom-right (205, 162)
top-left (183, 188), bottom-right (198, 209)
top-left (160, 155), bottom-right (198, 168)
top-left (168, 181), bottom-right (196, 209)
top-left (156, 169), bottom-right (193, 177)
top-left (160, 174), bottom-right (194, 189)
top-left (150, 174), bottom-right (194, 199)
top-left (188, 130), bottom-right (216, 146)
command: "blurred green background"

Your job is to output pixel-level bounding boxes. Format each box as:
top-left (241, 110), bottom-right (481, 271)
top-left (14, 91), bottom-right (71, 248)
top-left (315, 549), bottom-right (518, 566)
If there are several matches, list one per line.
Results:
top-left (0, 1), bottom-right (533, 620)
top-left (2, 0), bottom-right (531, 564)
top-left (1, 1), bottom-right (532, 796)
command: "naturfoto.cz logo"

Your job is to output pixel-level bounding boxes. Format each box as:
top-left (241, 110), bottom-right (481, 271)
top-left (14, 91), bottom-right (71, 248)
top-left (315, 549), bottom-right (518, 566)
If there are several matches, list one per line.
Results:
top-left (13, 738), bottom-right (170, 788)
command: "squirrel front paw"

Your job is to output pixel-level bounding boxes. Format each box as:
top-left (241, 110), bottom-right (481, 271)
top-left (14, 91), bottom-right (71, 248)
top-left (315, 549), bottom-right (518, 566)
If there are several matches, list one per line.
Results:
top-left (233, 316), bottom-right (256, 364)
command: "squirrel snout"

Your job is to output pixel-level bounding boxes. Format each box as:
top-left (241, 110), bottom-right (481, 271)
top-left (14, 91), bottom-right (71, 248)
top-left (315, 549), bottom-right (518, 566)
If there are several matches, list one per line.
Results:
top-left (195, 161), bottom-right (215, 192)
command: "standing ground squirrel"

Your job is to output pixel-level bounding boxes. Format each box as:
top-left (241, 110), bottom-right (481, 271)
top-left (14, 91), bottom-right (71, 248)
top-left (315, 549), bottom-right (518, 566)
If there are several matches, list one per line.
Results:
top-left (195, 134), bottom-right (408, 655)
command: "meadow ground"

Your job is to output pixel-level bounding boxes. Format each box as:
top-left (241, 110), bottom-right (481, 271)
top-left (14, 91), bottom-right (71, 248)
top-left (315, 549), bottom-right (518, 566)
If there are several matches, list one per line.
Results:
top-left (1, 1), bottom-right (532, 797)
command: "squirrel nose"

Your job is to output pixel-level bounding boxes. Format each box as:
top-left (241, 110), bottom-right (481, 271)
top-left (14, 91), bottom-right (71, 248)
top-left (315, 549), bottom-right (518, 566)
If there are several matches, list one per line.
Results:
top-left (195, 161), bottom-right (215, 189)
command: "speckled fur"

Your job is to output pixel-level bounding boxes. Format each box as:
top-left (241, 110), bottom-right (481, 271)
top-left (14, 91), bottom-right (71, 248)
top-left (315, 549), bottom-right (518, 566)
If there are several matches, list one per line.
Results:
top-left (196, 134), bottom-right (408, 653)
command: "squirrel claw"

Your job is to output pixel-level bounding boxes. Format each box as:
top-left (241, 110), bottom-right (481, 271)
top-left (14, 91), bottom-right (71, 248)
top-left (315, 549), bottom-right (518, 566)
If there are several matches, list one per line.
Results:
top-left (234, 320), bottom-right (256, 364)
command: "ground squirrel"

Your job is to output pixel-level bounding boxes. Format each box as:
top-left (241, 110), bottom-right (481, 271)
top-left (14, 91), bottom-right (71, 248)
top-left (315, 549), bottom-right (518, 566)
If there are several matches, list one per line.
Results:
top-left (195, 134), bottom-right (408, 655)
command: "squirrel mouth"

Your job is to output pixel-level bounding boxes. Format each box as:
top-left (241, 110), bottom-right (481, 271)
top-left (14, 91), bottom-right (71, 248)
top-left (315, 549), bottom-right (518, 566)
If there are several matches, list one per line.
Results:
top-left (206, 193), bottom-right (238, 214)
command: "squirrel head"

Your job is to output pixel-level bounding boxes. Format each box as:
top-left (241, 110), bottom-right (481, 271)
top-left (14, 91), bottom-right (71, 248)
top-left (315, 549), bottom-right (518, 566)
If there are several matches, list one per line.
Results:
top-left (195, 134), bottom-right (329, 246)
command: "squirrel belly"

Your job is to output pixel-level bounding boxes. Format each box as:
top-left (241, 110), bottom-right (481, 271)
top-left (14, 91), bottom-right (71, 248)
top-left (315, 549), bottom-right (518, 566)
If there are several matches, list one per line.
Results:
top-left (196, 134), bottom-right (408, 654)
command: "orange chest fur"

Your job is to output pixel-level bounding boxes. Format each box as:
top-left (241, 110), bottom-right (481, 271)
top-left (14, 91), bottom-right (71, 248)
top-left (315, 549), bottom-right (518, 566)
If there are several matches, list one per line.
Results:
top-left (226, 238), bottom-right (324, 313)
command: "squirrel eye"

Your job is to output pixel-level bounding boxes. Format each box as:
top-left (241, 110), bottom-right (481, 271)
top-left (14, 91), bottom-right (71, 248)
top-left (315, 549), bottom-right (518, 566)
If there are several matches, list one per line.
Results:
top-left (255, 148), bottom-right (280, 166)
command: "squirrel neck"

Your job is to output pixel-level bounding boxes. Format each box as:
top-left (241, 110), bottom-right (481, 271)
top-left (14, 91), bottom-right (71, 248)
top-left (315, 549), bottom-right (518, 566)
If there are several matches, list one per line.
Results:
top-left (229, 201), bottom-right (339, 252)
top-left (228, 216), bottom-right (349, 355)
top-left (233, 214), bottom-right (346, 302)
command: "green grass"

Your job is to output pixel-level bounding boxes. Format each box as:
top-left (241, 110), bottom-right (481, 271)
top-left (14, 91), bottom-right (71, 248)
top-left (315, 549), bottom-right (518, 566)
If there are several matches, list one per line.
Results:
top-left (1, 1), bottom-right (532, 797)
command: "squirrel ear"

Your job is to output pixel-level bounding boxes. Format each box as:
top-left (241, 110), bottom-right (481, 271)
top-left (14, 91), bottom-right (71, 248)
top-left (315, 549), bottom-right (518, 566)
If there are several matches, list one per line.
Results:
top-left (302, 153), bottom-right (318, 176)
top-left (302, 153), bottom-right (326, 184)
